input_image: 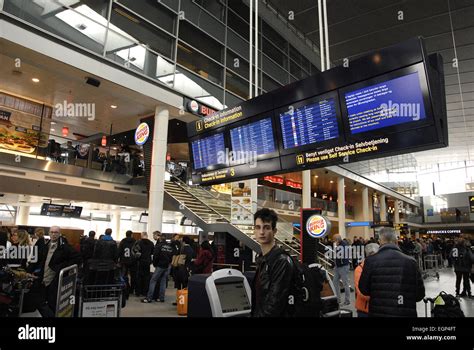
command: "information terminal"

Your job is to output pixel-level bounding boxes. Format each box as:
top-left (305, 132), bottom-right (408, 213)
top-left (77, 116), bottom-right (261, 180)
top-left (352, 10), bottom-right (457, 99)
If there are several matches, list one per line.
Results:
top-left (205, 269), bottom-right (252, 317)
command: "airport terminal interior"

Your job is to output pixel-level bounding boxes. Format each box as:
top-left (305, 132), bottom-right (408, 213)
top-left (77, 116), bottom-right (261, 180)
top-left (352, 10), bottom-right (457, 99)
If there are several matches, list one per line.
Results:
top-left (0, 0), bottom-right (473, 319)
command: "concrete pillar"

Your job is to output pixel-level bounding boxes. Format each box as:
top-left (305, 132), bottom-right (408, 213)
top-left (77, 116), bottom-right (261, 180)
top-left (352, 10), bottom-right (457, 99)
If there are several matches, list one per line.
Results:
top-left (302, 170), bottom-right (311, 208)
top-left (15, 205), bottom-right (30, 225)
top-left (147, 106), bottom-right (169, 235)
top-left (112, 211), bottom-right (121, 241)
top-left (337, 177), bottom-right (346, 238)
top-left (362, 187), bottom-right (370, 239)
top-left (394, 199), bottom-right (400, 224)
top-left (380, 194), bottom-right (387, 221)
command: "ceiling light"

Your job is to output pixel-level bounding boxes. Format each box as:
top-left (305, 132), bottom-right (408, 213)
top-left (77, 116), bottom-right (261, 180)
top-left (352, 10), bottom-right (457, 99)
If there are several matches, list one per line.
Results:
top-left (354, 189), bottom-right (357, 192)
top-left (32, 78), bottom-right (40, 83)
top-left (50, 128), bottom-right (56, 132)
top-left (314, 175), bottom-right (318, 178)
top-left (51, 121), bottom-right (56, 125)
top-left (110, 105), bottom-right (118, 109)
top-left (330, 180), bottom-right (334, 184)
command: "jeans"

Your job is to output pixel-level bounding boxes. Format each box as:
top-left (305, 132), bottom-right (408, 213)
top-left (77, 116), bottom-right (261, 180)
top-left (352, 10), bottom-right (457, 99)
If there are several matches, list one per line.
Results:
top-left (146, 266), bottom-right (170, 301)
top-left (333, 264), bottom-right (350, 303)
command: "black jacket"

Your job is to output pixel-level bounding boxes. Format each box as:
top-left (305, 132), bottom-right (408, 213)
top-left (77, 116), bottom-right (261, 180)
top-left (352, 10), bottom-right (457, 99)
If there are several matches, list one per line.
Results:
top-left (359, 244), bottom-right (425, 317)
top-left (252, 246), bottom-right (294, 317)
top-left (451, 243), bottom-right (473, 273)
top-left (93, 237), bottom-right (118, 263)
top-left (118, 237), bottom-right (136, 265)
top-left (137, 239), bottom-right (154, 265)
top-left (27, 237), bottom-right (47, 273)
top-left (80, 237), bottom-right (95, 262)
top-left (152, 240), bottom-right (174, 268)
top-left (37, 237), bottom-right (82, 283)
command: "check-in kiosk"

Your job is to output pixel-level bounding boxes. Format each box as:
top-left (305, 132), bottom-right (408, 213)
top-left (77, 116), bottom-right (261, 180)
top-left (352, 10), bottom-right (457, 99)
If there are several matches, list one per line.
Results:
top-left (188, 269), bottom-right (252, 317)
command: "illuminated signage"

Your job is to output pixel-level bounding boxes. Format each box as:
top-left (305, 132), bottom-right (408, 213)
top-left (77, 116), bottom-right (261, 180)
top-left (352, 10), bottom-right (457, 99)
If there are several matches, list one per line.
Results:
top-left (135, 122), bottom-right (150, 146)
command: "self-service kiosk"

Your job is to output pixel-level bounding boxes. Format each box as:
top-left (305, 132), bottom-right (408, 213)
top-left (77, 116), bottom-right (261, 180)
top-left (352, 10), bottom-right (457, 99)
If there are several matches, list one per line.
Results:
top-left (188, 269), bottom-right (252, 317)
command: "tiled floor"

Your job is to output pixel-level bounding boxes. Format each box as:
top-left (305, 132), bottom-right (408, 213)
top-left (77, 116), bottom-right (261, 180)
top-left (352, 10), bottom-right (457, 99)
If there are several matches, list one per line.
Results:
top-left (120, 267), bottom-right (473, 317)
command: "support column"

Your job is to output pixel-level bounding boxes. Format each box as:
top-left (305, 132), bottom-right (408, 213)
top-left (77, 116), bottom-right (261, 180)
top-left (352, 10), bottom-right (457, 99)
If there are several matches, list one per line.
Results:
top-left (112, 211), bottom-right (121, 241)
top-left (302, 170), bottom-right (311, 208)
top-left (394, 199), bottom-right (400, 224)
top-left (380, 194), bottom-right (387, 221)
top-left (15, 205), bottom-right (30, 225)
top-left (148, 106), bottom-right (169, 235)
top-left (362, 187), bottom-right (370, 239)
top-left (337, 177), bottom-right (346, 238)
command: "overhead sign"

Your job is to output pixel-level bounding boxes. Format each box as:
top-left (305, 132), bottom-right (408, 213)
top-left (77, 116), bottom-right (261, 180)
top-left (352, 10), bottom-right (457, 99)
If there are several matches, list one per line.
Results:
top-left (134, 122), bottom-right (150, 146)
top-left (40, 204), bottom-right (83, 218)
top-left (0, 110), bottom-right (11, 122)
top-left (469, 196), bottom-right (474, 214)
top-left (371, 221), bottom-right (393, 228)
top-left (187, 38), bottom-right (448, 185)
top-left (346, 221), bottom-right (372, 227)
top-left (184, 97), bottom-right (218, 117)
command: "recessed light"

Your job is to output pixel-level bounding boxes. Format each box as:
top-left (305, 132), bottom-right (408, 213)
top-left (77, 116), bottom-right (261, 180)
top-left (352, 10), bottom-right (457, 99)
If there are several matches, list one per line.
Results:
top-left (32, 78), bottom-right (40, 83)
top-left (314, 175), bottom-right (318, 178)
top-left (354, 189), bottom-right (358, 192)
top-left (51, 121), bottom-right (56, 125)
top-left (50, 128), bottom-right (56, 132)
top-left (330, 180), bottom-right (334, 184)
top-left (110, 105), bottom-right (118, 109)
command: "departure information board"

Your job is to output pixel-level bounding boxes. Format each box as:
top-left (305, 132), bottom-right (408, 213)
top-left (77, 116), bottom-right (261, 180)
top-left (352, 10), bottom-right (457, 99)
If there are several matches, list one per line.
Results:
top-left (279, 98), bottom-right (339, 150)
top-left (230, 118), bottom-right (276, 160)
top-left (191, 133), bottom-right (226, 169)
top-left (345, 72), bottom-right (426, 134)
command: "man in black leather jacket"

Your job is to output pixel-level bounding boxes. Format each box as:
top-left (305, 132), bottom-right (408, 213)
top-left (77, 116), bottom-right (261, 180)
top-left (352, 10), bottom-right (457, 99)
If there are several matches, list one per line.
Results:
top-left (359, 227), bottom-right (425, 317)
top-left (252, 208), bottom-right (294, 317)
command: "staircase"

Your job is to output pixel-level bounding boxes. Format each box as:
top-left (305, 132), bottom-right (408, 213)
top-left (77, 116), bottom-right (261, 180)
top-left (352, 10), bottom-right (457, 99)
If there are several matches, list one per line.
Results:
top-left (163, 177), bottom-right (302, 259)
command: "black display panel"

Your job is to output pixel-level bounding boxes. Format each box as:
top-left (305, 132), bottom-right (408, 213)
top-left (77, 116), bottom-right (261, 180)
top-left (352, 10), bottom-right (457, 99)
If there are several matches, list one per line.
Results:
top-left (191, 132), bottom-right (226, 170)
top-left (40, 204), bottom-right (83, 218)
top-left (340, 62), bottom-right (433, 138)
top-left (279, 97), bottom-right (339, 149)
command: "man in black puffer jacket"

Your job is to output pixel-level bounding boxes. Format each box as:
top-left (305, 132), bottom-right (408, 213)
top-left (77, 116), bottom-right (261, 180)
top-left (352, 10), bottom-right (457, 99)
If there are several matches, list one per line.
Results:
top-left (252, 208), bottom-right (293, 317)
top-left (359, 228), bottom-right (425, 317)
top-left (93, 228), bottom-right (118, 263)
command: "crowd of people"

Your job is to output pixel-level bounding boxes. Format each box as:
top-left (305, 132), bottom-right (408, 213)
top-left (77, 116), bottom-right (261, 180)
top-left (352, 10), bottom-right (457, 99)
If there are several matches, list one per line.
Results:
top-left (251, 208), bottom-right (474, 318)
top-left (0, 226), bottom-right (215, 317)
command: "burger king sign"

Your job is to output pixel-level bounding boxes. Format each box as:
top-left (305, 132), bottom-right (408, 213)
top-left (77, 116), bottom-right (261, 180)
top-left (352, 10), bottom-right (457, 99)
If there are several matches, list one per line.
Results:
top-left (135, 122), bottom-right (150, 146)
top-left (306, 214), bottom-right (331, 239)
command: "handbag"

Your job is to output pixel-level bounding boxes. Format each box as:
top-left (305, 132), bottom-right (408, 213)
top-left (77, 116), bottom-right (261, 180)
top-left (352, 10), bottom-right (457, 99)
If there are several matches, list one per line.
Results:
top-left (172, 246), bottom-right (186, 267)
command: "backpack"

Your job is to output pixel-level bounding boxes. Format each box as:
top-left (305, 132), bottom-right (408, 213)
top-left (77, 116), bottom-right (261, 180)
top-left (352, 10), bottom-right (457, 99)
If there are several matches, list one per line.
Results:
top-left (432, 292), bottom-right (465, 317)
top-left (284, 252), bottom-right (326, 317)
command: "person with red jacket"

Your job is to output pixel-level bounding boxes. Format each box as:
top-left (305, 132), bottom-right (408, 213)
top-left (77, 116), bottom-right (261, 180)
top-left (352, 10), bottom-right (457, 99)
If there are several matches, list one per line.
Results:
top-left (193, 241), bottom-right (214, 274)
top-left (354, 243), bottom-right (379, 317)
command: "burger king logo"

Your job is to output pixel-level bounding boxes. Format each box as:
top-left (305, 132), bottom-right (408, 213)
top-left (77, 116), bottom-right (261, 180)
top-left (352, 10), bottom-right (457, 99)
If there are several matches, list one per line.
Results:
top-left (135, 122), bottom-right (150, 146)
top-left (306, 215), bottom-right (330, 238)
top-left (188, 100), bottom-right (199, 113)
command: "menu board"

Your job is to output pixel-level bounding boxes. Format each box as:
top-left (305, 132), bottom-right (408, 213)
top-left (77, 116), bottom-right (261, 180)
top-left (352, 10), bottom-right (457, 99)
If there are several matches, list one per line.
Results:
top-left (230, 117), bottom-right (275, 160)
top-left (344, 72), bottom-right (426, 134)
top-left (279, 98), bottom-right (339, 150)
top-left (191, 133), bottom-right (226, 170)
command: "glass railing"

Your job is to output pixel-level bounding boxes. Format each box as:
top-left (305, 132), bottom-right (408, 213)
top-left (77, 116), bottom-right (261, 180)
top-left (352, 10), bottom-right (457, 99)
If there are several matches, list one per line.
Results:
top-left (0, 121), bottom-right (145, 181)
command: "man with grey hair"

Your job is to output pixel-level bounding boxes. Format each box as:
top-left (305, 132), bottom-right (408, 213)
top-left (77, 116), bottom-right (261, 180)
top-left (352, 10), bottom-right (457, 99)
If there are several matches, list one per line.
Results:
top-left (359, 228), bottom-right (425, 317)
top-left (332, 233), bottom-right (351, 306)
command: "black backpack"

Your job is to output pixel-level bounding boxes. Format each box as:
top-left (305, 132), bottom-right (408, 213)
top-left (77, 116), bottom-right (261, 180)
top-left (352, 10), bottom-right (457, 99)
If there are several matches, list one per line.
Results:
top-left (432, 292), bottom-right (465, 317)
top-left (285, 253), bottom-right (326, 317)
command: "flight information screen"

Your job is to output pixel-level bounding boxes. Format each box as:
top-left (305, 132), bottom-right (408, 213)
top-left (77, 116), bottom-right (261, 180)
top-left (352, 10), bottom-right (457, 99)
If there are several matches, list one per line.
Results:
top-left (344, 71), bottom-right (427, 134)
top-left (230, 118), bottom-right (276, 162)
top-left (279, 98), bottom-right (339, 150)
top-left (191, 133), bottom-right (226, 169)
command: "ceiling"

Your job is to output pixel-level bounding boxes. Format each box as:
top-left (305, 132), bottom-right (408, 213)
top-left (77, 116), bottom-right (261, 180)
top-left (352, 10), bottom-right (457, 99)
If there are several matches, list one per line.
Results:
top-left (0, 39), bottom-right (195, 141)
top-left (266, 0), bottom-right (474, 172)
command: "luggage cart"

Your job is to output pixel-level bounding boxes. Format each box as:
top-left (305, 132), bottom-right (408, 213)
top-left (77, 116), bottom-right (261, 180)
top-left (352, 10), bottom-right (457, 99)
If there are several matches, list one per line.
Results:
top-left (79, 284), bottom-right (123, 317)
top-left (423, 254), bottom-right (440, 281)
